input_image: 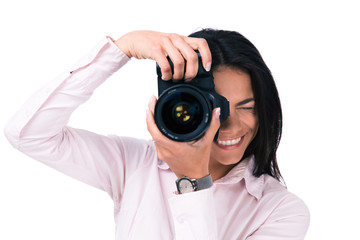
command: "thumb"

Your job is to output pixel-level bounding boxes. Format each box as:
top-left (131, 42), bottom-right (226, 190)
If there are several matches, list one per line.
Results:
top-left (202, 108), bottom-right (221, 143)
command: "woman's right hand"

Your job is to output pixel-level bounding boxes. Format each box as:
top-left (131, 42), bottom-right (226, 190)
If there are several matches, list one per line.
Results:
top-left (114, 30), bottom-right (212, 81)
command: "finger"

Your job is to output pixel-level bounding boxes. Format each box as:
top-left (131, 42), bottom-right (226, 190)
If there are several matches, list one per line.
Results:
top-left (153, 51), bottom-right (172, 81)
top-left (146, 96), bottom-right (174, 146)
top-left (185, 37), bottom-right (212, 72)
top-left (169, 35), bottom-right (199, 81)
top-left (146, 104), bottom-right (166, 143)
top-left (201, 108), bottom-right (221, 143)
top-left (147, 95), bottom-right (157, 113)
top-left (162, 36), bottom-right (185, 81)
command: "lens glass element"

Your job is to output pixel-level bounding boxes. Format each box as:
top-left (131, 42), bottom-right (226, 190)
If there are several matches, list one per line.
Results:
top-left (173, 103), bottom-right (192, 123)
top-left (162, 92), bottom-right (203, 135)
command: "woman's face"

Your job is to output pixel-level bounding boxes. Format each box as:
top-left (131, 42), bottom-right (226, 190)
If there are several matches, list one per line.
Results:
top-left (210, 67), bottom-right (259, 178)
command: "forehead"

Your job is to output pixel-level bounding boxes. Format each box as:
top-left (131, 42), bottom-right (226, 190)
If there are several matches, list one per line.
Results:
top-left (213, 67), bottom-right (253, 100)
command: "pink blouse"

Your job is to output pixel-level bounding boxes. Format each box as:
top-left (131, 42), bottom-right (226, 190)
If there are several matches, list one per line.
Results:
top-left (4, 37), bottom-right (310, 239)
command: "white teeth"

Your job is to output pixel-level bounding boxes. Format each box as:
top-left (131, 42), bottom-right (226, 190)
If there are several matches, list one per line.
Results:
top-left (217, 137), bottom-right (242, 146)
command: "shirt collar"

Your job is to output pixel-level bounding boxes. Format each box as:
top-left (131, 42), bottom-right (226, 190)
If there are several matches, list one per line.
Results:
top-left (157, 155), bottom-right (264, 200)
top-left (243, 156), bottom-right (264, 200)
top-left (215, 155), bottom-right (264, 200)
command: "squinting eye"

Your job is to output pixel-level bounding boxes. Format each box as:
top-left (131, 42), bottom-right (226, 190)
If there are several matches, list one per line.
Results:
top-left (237, 107), bottom-right (256, 114)
top-left (237, 107), bottom-right (255, 111)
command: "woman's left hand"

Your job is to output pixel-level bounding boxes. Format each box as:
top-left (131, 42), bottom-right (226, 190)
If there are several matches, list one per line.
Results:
top-left (146, 95), bottom-right (221, 179)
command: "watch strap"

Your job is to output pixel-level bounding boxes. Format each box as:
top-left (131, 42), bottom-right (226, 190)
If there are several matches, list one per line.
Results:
top-left (196, 174), bottom-right (213, 190)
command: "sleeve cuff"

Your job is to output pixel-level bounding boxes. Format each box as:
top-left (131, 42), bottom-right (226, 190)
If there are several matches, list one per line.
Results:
top-left (68, 36), bottom-right (130, 74)
top-left (168, 187), bottom-right (218, 239)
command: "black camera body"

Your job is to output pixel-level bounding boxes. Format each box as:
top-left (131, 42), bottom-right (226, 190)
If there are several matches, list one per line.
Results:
top-left (154, 52), bottom-right (229, 142)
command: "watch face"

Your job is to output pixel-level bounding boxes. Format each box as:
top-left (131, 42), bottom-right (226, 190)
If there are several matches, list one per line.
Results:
top-left (178, 178), bottom-right (195, 193)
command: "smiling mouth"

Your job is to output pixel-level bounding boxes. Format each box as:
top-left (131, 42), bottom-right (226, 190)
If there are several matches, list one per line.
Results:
top-left (216, 136), bottom-right (242, 146)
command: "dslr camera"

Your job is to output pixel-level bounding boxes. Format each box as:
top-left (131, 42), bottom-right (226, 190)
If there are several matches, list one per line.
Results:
top-left (154, 52), bottom-right (229, 142)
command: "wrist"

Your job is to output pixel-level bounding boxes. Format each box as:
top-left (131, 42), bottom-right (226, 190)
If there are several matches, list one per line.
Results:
top-left (175, 171), bottom-right (209, 180)
top-left (114, 35), bottom-right (132, 58)
top-left (174, 165), bottom-right (209, 180)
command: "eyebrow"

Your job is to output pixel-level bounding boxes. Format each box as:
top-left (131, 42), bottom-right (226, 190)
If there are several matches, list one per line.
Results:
top-left (235, 98), bottom-right (255, 106)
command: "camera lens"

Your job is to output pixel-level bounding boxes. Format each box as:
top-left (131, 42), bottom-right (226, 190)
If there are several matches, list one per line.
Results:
top-left (163, 94), bottom-right (202, 135)
top-left (155, 85), bottom-right (212, 142)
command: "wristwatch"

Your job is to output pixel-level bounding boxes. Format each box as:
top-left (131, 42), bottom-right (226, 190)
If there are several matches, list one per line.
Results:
top-left (176, 174), bottom-right (213, 194)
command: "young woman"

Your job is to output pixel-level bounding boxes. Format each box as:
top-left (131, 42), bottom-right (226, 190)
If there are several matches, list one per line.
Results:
top-left (5, 29), bottom-right (310, 239)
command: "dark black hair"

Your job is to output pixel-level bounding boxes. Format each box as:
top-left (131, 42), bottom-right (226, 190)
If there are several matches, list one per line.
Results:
top-left (189, 28), bottom-right (282, 180)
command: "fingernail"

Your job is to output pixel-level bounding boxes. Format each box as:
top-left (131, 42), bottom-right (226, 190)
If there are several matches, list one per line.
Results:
top-left (215, 108), bottom-right (221, 119)
top-left (162, 75), bottom-right (170, 81)
top-left (149, 95), bottom-right (155, 104)
top-left (205, 62), bottom-right (212, 72)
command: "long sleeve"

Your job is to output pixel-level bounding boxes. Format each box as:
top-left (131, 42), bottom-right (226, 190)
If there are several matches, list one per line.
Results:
top-left (4, 37), bottom-right (131, 200)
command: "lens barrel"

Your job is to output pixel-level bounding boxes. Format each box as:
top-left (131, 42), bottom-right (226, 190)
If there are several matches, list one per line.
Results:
top-left (155, 84), bottom-right (212, 142)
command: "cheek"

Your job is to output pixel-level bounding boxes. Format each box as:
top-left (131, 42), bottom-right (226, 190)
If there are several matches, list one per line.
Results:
top-left (242, 114), bottom-right (259, 138)
top-left (239, 112), bottom-right (258, 130)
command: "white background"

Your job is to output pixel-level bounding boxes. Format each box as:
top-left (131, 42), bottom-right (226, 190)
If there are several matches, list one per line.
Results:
top-left (0, 0), bottom-right (359, 239)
